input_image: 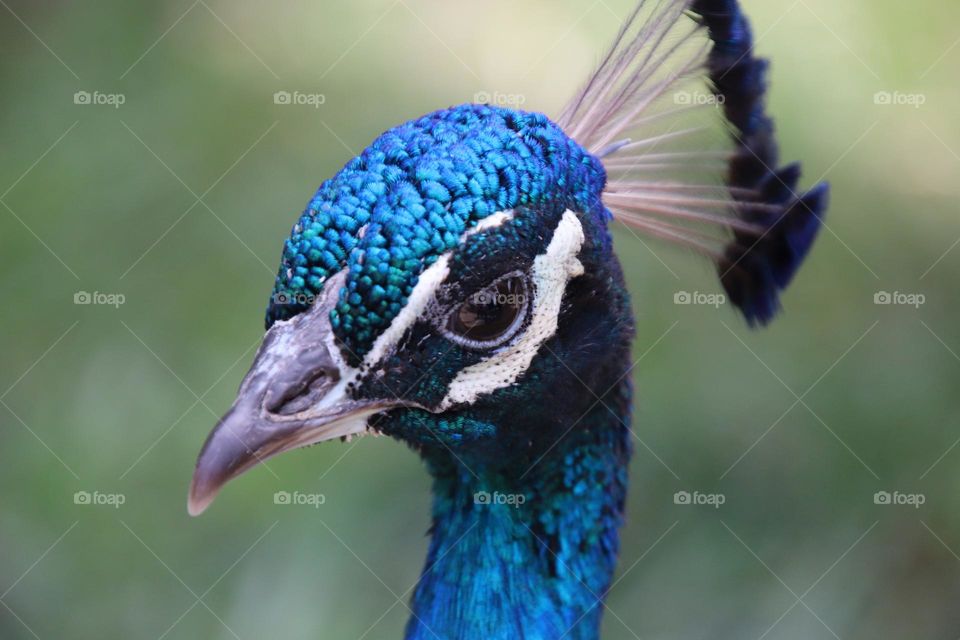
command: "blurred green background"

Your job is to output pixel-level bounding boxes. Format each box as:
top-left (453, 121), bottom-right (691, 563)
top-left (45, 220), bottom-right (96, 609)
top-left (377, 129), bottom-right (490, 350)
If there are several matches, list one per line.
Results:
top-left (2, 1), bottom-right (958, 638)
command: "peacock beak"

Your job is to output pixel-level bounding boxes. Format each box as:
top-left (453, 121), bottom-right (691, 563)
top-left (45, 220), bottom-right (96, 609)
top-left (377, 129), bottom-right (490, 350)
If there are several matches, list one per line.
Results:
top-left (188, 272), bottom-right (394, 516)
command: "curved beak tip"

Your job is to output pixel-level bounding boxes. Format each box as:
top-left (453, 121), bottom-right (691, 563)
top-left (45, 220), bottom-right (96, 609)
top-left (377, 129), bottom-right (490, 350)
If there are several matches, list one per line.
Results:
top-left (185, 279), bottom-right (384, 519)
top-left (187, 478), bottom-right (217, 517)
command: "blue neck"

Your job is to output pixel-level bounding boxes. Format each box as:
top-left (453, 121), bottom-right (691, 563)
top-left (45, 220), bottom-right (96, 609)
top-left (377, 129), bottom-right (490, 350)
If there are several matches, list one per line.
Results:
top-left (404, 382), bottom-right (633, 640)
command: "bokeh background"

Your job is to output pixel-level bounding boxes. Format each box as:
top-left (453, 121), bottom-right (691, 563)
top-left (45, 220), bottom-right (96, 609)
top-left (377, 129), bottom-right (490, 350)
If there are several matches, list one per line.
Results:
top-left (2, 1), bottom-right (958, 638)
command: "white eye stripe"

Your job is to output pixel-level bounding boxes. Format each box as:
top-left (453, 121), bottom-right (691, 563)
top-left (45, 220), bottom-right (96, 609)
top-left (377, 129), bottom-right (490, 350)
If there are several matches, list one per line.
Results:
top-left (362, 254), bottom-right (452, 369)
top-left (439, 210), bottom-right (585, 409)
top-left (359, 209), bottom-right (516, 368)
top-left (461, 210), bottom-right (514, 238)
top-left (355, 209), bottom-right (584, 411)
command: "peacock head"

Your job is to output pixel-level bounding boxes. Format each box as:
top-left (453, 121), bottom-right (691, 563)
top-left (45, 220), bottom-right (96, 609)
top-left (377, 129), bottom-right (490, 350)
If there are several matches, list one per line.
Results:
top-left (189, 0), bottom-right (830, 516)
top-left (188, 105), bottom-right (633, 514)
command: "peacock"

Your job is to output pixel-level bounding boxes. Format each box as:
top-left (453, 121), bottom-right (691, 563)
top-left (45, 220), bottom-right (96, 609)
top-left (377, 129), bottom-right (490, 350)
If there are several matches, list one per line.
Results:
top-left (188, 1), bottom-right (828, 638)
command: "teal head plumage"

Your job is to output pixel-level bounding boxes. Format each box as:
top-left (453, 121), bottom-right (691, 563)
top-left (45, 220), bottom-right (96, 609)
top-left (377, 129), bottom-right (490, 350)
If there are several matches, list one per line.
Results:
top-left (189, 1), bottom-right (827, 638)
top-left (265, 106), bottom-right (608, 362)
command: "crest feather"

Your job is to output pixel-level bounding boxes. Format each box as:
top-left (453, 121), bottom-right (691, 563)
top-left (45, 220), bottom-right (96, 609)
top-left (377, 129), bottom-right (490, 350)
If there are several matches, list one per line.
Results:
top-left (558, 0), bottom-right (828, 325)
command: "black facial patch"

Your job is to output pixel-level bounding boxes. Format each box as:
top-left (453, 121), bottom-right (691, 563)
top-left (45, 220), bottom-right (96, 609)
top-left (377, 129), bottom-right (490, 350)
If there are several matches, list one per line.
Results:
top-left (351, 204), bottom-right (570, 409)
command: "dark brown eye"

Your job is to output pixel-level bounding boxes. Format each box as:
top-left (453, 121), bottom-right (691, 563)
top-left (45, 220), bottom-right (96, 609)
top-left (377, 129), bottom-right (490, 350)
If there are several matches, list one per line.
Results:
top-left (445, 275), bottom-right (528, 348)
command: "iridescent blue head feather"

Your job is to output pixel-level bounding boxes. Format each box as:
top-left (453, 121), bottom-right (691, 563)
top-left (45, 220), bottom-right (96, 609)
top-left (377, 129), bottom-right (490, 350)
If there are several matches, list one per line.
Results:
top-left (267, 105), bottom-right (608, 362)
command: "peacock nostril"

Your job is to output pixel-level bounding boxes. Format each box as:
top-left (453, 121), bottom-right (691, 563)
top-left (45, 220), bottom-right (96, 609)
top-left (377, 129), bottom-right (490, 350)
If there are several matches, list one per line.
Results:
top-left (266, 367), bottom-right (340, 416)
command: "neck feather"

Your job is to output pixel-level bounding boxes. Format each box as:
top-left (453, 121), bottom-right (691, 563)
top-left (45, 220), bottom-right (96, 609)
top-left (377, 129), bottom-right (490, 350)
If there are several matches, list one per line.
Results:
top-left (404, 379), bottom-right (633, 640)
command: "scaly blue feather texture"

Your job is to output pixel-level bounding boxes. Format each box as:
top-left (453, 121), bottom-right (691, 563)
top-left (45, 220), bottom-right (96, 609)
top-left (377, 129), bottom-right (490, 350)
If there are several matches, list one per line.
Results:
top-left (266, 105), bottom-right (607, 363)
top-left (404, 416), bottom-right (632, 640)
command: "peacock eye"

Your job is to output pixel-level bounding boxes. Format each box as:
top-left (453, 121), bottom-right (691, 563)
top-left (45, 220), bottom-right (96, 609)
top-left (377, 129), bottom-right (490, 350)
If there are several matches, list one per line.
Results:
top-left (443, 274), bottom-right (529, 349)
